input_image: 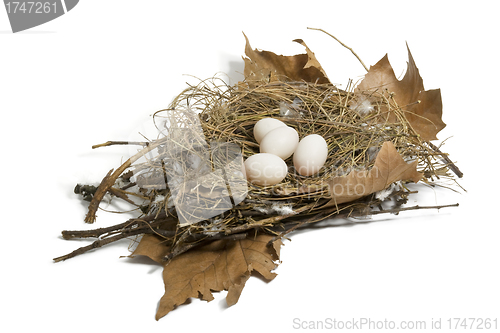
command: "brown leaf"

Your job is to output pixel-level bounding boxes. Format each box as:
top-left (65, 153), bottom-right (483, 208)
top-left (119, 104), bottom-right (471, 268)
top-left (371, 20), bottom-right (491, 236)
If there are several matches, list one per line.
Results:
top-left (154, 234), bottom-right (279, 320)
top-left (272, 238), bottom-right (284, 260)
top-left (243, 33), bottom-right (329, 84)
top-left (355, 45), bottom-right (445, 141)
top-left (327, 141), bottom-right (422, 206)
top-left (130, 234), bottom-right (170, 264)
top-left (292, 39), bottom-right (328, 78)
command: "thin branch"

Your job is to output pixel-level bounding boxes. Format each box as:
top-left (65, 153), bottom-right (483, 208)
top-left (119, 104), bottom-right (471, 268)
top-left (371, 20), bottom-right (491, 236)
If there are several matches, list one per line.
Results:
top-left (54, 217), bottom-right (178, 262)
top-left (267, 203), bottom-right (459, 246)
top-left (427, 141), bottom-right (463, 178)
top-left (85, 137), bottom-right (168, 223)
top-left (162, 233), bottom-right (247, 262)
top-left (307, 27), bottom-right (369, 72)
top-left (61, 212), bottom-right (170, 240)
top-left (53, 228), bottom-right (145, 262)
top-left (92, 141), bottom-right (149, 149)
top-left (321, 203), bottom-right (459, 219)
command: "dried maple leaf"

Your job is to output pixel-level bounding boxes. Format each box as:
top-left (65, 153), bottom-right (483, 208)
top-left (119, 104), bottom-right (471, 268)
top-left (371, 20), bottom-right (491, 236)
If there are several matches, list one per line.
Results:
top-left (132, 234), bottom-right (280, 320)
top-left (243, 33), bottom-right (329, 84)
top-left (327, 141), bottom-right (422, 206)
top-left (355, 45), bottom-right (445, 141)
top-left (131, 234), bottom-right (170, 263)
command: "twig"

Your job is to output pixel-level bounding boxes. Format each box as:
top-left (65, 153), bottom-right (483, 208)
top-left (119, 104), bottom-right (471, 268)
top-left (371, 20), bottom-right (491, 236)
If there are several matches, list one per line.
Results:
top-left (427, 141), bottom-right (463, 178)
top-left (92, 141), bottom-right (149, 149)
top-left (307, 27), bottom-right (369, 72)
top-left (54, 215), bottom-right (179, 262)
top-left (225, 202), bottom-right (316, 235)
top-left (317, 202), bottom-right (459, 220)
top-left (369, 203), bottom-right (459, 215)
top-left (162, 233), bottom-right (247, 262)
top-left (85, 137), bottom-right (168, 223)
top-left (61, 212), bottom-right (170, 240)
top-left (53, 228), bottom-right (145, 262)
top-left (267, 203), bottom-right (459, 246)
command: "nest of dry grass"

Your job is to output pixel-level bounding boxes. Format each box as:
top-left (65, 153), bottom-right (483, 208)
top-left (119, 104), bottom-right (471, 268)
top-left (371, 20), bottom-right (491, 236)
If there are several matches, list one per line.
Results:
top-left (55, 29), bottom-right (463, 263)
top-left (54, 74), bottom-right (461, 263)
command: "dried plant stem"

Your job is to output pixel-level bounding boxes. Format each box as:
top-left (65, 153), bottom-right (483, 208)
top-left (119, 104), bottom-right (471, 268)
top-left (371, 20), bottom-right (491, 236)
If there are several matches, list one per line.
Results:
top-left (53, 228), bottom-right (145, 263)
top-left (163, 234), bottom-right (247, 262)
top-left (267, 202), bottom-right (459, 246)
top-left (85, 138), bottom-right (167, 223)
top-left (427, 141), bottom-right (463, 178)
top-left (54, 213), bottom-right (178, 262)
top-left (307, 27), bottom-right (369, 72)
top-left (369, 203), bottom-right (459, 214)
top-left (92, 141), bottom-right (149, 149)
top-left (225, 202), bottom-right (316, 235)
top-left (62, 212), bottom-right (169, 240)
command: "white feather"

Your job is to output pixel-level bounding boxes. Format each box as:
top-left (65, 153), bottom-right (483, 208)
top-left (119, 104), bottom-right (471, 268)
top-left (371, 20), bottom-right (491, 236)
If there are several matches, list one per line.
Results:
top-left (350, 96), bottom-right (374, 116)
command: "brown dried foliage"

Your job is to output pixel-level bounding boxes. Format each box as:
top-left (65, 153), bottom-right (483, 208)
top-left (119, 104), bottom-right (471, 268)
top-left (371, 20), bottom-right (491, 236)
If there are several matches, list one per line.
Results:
top-left (356, 45), bottom-right (446, 141)
top-left (243, 33), bottom-right (329, 85)
top-left (56, 33), bottom-right (460, 320)
top-left (327, 141), bottom-right (422, 206)
top-left (132, 234), bottom-right (279, 320)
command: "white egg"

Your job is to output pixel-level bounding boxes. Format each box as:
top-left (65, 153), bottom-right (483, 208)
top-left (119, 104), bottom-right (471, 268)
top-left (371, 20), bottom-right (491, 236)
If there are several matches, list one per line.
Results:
top-left (260, 126), bottom-right (299, 160)
top-left (293, 134), bottom-right (328, 176)
top-left (244, 153), bottom-right (288, 186)
top-left (253, 118), bottom-right (287, 144)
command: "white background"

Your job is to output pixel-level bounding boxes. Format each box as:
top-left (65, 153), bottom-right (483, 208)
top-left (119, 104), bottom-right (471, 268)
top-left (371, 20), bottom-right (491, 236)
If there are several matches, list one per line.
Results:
top-left (1, 1), bottom-right (498, 332)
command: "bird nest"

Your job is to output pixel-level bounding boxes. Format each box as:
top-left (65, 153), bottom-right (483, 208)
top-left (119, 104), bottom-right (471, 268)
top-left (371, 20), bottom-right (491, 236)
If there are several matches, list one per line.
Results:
top-left (55, 31), bottom-right (461, 267)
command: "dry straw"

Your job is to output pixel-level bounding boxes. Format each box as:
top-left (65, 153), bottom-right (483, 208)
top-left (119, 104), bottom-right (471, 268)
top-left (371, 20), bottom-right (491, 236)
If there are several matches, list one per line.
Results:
top-left (54, 33), bottom-right (461, 262)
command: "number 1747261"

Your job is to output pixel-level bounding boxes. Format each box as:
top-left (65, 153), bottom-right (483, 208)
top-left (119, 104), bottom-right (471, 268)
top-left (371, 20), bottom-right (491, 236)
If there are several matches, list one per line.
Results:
top-left (5, 2), bottom-right (57, 14)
